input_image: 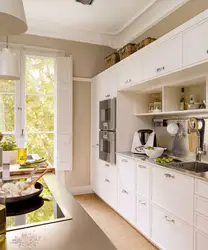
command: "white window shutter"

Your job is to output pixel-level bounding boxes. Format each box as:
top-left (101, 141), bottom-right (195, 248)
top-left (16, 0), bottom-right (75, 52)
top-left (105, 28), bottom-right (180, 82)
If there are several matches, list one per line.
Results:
top-left (55, 57), bottom-right (73, 171)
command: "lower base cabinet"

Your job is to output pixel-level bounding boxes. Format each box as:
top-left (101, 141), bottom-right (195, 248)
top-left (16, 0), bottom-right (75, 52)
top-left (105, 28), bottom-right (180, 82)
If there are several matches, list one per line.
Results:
top-left (137, 196), bottom-right (150, 237)
top-left (102, 177), bottom-right (118, 210)
top-left (195, 230), bottom-right (208, 250)
top-left (118, 186), bottom-right (136, 226)
top-left (151, 205), bottom-right (194, 250)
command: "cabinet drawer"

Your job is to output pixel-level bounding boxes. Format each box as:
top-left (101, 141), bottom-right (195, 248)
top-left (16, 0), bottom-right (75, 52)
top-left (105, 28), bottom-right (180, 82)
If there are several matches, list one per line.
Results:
top-left (118, 186), bottom-right (136, 225)
top-left (101, 161), bottom-right (118, 183)
top-left (195, 179), bottom-right (208, 199)
top-left (137, 196), bottom-right (150, 237)
top-left (152, 205), bottom-right (194, 250)
top-left (195, 212), bottom-right (208, 235)
top-left (183, 20), bottom-right (208, 66)
top-left (137, 162), bottom-right (150, 199)
top-left (118, 156), bottom-right (137, 191)
top-left (195, 230), bottom-right (208, 250)
top-left (103, 177), bottom-right (118, 210)
top-left (152, 166), bottom-right (194, 225)
top-left (195, 195), bottom-right (208, 218)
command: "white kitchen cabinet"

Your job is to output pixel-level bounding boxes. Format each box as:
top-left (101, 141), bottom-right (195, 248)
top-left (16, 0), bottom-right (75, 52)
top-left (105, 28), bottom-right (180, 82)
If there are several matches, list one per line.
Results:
top-left (195, 212), bottom-right (208, 235)
top-left (137, 196), bottom-right (150, 237)
top-left (195, 195), bottom-right (208, 218)
top-left (151, 166), bottom-right (194, 225)
top-left (183, 19), bottom-right (208, 67)
top-left (118, 156), bottom-right (137, 191)
top-left (143, 34), bottom-right (183, 80)
top-left (195, 179), bottom-right (208, 199)
top-left (137, 162), bottom-right (150, 199)
top-left (195, 230), bottom-right (208, 250)
top-left (151, 205), bottom-right (194, 250)
top-left (118, 51), bottom-right (143, 89)
top-left (118, 185), bottom-right (136, 225)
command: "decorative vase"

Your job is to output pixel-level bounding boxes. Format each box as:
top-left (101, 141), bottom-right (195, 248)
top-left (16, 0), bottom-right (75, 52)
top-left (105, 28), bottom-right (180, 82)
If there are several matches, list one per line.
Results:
top-left (3, 150), bottom-right (17, 164)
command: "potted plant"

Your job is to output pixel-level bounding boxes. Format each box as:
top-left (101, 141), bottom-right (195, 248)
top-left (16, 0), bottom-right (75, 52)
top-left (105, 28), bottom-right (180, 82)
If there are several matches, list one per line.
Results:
top-left (0, 138), bottom-right (17, 164)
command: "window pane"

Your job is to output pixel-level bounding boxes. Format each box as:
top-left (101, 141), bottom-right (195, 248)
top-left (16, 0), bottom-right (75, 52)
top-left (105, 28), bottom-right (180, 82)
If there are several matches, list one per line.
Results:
top-left (0, 80), bottom-right (15, 93)
top-left (27, 133), bottom-right (54, 164)
top-left (0, 94), bottom-right (15, 132)
top-left (26, 57), bottom-right (55, 95)
top-left (26, 96), bottom-right (54, 132)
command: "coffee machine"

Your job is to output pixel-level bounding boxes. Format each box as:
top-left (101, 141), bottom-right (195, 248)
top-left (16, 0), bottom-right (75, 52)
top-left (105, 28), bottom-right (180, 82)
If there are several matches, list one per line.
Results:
top-left (131, 129), bottom-right (156, 154)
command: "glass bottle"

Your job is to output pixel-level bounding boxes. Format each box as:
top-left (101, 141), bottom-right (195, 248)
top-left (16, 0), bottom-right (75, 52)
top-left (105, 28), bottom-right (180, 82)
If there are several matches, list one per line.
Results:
top-left (0, 190), bottom-right (6, 242)
top-left (180, 87), bottom-right (185, 111)
top-left (17, 137), bottom-right (27, 164)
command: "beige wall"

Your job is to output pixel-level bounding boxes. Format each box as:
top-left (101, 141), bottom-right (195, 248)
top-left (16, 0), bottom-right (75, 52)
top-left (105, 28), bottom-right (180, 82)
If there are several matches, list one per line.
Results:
top-left (133, 0), bottom-right (208, 44)
top-left (66, 81), bottom-right (91, 187)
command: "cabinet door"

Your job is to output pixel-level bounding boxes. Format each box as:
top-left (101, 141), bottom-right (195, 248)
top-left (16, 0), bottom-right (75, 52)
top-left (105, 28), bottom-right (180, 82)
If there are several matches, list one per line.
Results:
top-left (118, 186), bottom-right (136, 225)
top-left (91, 78), bottom-right (100, 146)
top-left (195, 230), bottom-right (208, 250)
top-left (91, 147), bottom-right (103, 196)
top-left (118, 156), bottom-right (137, 191)
top-left (152, 166), bottom-right (194, 225)
top-left (152, 205), bottom-right (194, 250)
top-left (137, 196), bottom-right (150, 237)
top-left (183, 20), bottom-right (208, 66)
top-left (143, 35), bottom-right (182, 80)
top-left (137, 162), bottom-right (150, 199)
top-left (118, 51), bottom-right (143, 89)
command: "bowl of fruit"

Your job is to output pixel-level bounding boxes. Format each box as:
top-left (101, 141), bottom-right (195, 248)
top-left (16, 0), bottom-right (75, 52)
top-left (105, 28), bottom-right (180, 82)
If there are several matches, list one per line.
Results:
top-left (144, 146), bottom-right (166, 159)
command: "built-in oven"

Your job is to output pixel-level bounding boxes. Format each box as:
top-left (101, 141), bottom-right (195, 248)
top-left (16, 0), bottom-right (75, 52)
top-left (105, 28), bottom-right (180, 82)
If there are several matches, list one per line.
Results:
top-left (99, 130), bottom-right (116, 164)
top-left (99, 98), bottom-right (116, 131)
top-left (99, 98), bottom-right (116, 164)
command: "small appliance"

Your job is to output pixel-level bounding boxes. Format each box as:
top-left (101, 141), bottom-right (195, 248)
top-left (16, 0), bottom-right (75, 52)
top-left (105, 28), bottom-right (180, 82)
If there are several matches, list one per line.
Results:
top-left (131, 129), bottom-right (155, 154)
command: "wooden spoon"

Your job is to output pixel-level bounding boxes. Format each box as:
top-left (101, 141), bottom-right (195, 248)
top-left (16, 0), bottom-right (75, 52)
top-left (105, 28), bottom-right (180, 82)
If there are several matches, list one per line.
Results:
top-left (24, 168), bottom-right (49, 190)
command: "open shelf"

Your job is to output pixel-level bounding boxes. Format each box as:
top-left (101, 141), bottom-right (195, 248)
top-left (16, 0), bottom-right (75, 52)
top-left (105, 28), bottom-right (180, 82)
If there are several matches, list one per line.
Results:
top-left (135, 109), bottom-right (208, 117)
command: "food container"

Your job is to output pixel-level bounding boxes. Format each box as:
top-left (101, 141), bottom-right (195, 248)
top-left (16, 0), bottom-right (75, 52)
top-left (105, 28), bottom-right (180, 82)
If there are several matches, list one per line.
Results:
top-left (118, 43), bottom-right (137, 60)
top-left (104, 52), bottom-right (120, 69)
top-left (137, 37), bottom-right (156, 51)
top-left (153, 102), bottom-right (162, 113)
top-left (149, 102), bottom-right (154, 113)
top-left (144, 147), bottom-right (165, 159)
top-left (187, 103), bottom-right (200, 110)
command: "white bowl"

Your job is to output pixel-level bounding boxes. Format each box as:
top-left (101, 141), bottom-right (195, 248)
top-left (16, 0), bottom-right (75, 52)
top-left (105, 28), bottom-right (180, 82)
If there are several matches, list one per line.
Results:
top-left (144, 147), bottom-right (165, 159)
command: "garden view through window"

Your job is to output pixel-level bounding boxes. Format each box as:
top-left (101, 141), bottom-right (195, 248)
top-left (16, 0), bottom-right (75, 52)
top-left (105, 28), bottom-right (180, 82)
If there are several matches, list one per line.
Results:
top-left (0, 56), bottom-right (55, 164)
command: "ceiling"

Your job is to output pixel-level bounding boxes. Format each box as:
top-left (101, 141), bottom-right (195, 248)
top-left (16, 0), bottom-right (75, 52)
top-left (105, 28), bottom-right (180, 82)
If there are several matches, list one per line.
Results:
top-left (23, 0), bottom-right (190, 48)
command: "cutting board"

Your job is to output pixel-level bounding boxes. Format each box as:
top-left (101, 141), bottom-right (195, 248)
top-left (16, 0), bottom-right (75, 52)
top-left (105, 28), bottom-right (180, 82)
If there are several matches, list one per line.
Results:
top-left (188, 118), bottom-right (199, 153)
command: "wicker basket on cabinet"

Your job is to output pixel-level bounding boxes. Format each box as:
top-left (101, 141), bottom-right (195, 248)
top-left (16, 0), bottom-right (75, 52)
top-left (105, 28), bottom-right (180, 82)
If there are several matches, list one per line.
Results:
top-left (137, 37), bottom-right (156, 51)
top-left (118, 43), bottom-right (137, 60)
top-left (104, 52), bottom-right (120, 69)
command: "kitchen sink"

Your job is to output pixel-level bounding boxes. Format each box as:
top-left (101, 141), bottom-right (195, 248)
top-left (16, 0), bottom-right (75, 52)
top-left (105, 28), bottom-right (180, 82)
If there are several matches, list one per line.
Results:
top-left (170, 161), bottom-right (208, 173)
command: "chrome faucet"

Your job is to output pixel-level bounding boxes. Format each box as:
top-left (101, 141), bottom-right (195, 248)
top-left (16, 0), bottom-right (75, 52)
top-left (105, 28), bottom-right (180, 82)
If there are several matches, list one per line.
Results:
top-left (196, 144), bottom-right (207, 162)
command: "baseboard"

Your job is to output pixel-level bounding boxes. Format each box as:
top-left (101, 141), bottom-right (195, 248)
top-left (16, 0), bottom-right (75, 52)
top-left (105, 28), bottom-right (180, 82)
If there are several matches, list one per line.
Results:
top-left (69, 185), bottom-right (93, 195)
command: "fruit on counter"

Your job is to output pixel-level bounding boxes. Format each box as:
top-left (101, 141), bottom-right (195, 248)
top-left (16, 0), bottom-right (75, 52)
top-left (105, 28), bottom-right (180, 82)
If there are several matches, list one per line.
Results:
top-left (19, 158), bottom-right (48, 169)
top-left (155, 157), bottom-right (173, 164)
top-left (146, 146), bottom-right (154, 150)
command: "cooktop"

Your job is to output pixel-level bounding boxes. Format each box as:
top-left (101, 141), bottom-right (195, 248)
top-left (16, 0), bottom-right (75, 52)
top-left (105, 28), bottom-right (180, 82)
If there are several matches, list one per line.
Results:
top-left (5, 178), bottom-right (72, 231)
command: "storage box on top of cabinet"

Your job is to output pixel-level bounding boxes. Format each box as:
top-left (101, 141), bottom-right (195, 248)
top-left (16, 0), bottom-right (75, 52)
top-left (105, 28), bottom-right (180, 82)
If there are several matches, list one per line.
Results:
top-left (118, 43), bottom-right (137, 61)
top-left (104, 52), bottom-right (119, 69)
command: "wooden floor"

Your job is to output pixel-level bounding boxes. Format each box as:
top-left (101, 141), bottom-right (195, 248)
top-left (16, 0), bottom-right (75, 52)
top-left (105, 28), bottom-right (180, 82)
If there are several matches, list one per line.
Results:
top-left (75, 194), bottom-right (158, 250)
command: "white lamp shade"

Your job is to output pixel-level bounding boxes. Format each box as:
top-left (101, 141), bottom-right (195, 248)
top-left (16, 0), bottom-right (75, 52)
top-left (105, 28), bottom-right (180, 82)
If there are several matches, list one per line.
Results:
top-left (0, 48), bottom-right (20, 80)
top-left (0, 0), bottom-right (28, 35)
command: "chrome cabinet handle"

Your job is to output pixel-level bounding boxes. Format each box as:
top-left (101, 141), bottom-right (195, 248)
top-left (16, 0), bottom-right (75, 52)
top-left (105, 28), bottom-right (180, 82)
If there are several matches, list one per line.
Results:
top-left (138, 165), bottom-right (146, 169)
top-left (122, 159), bottom-right (128, 163)
top-left (139, 200), bottom-right (146, 206)
top-left (156, 66), bottom-right (165, 73)
top-left (164, 216), bottom-right (175, 223)
top-left (164, 173), bottom-right (175, 179)
top-left (105, 179), bottom-right (110, 183)
top-left (122, 189), bottom-right (128, 194)
top-left (105, 164), bottom-right (110, 167)
top-left (105, 94), bottom-right (110, 98)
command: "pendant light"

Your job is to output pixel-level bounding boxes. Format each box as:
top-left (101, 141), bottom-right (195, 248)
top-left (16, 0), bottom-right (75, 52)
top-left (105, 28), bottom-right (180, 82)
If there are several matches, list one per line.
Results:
top-left (0, 0), bottom-right (28, 36)
top-left (0, 37), bottom-right (20, 80)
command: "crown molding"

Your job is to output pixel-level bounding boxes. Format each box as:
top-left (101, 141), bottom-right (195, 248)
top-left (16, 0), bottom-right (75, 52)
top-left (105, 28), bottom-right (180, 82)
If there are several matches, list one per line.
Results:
top-left (26, 0), bottom-right (190, 49)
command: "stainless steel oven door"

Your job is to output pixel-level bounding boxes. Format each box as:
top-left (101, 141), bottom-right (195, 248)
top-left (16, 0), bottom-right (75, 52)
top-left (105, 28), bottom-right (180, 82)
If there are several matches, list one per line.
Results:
top-left (99, 98), bottom-right (116, 131)
top-left (99, 131), bottom-right (116, 164)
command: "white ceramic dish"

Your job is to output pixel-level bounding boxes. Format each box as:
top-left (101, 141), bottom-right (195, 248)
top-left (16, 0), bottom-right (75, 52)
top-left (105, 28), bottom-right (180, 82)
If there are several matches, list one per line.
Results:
top-left (144, 147), bottom-right (166, 159)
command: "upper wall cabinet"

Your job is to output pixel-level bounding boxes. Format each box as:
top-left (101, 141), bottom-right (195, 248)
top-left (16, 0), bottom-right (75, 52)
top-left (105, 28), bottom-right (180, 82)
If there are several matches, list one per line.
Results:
top-left (183, 20), bottom-right (208, 67)
top-left (118, 51), bottom-right (143, 89)
top-left (143, 34), bottom-right (183, 80)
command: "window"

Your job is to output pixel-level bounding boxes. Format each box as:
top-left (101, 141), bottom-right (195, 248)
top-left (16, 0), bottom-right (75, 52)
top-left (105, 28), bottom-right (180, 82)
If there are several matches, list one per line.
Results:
top-left (25, 56), bottom-right (55, 164)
